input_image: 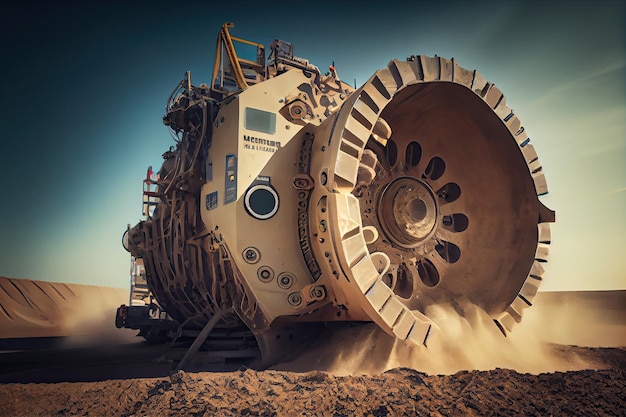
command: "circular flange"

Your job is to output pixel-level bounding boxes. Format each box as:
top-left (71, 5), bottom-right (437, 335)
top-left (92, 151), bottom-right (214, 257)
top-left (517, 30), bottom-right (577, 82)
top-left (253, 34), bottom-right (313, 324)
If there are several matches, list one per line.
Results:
top-left (378, 177), bottom-right (438, 248)
top-left (287, 292), bottom-right (302, 307)
top-left (257, 266), bottom-right (274, 282)
top-left (243, 247), bottom-right (261, 264)
top-left (277, 272), bottom-right (295, 289)
top-left (288, 101), bottom-right (307, 120)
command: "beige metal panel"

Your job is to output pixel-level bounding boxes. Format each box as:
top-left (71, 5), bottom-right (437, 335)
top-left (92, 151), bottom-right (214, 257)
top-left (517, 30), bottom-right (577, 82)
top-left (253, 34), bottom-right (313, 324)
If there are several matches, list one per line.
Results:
top-left (390, 60), bottom-right (418, 87)
top-left (529, 260), bottom-right (546, 279)
top-left (352, 98), bottom-right (380, 128)
top-left (200, 99), bottom-right (240, 228)
top-left (493, 98), bottom-right (512, 120)
top-left (419, 55), bottom-right (440, 81)
top-left (365, 279), bottom-right (392, 311)
top-left (343, 115), bottom-right (372, 146)
top-left (470, 70), bottom-right (488, 95)
top-left (379, 296), bottom-right (404, 327)
top-left (535, 243), bottom-right (550, 262)
top-left (334, 149), bottom-right (360, 189)
top-left (236, 70), bottom-right (312, 194)
top-left (373, 68), bottom-right (400, 97)
top-left (452, 63), bottom-right (474, 88)
top-left (484, 84), bottom-right (503, 108)
top-left (334, 193), bottom-right (361, 238)
top-left (200, 70), bottom-right (336, 322)
top-left (533, 171), bottom-right (549, 195)
top-left (505, 114), bottom-right (522, 136)
top-left (351, 255), bottom-right (380, 293)
top-left (521, 144), bottom-right (540, 171)
top-left (538, 223), bottom-right (551, 244)
top-left (496, 311), bottom-right (517, 333)
top-left (392, 310), bottom-right (415, 339)
top-left (341, 232), bottom-right (368, 268)
top-left (407, 319), bottom-right (432, 346)
top-left (520, 277), bottom-right (541, 303)
top-left (513, 129), bottom-right (529, 147)
top-left (438, 57), bottom-right (454, 81)
top-left (361, 81), bottom-right (391, 111)
top-left (508, 294), bottom-right (530, 320)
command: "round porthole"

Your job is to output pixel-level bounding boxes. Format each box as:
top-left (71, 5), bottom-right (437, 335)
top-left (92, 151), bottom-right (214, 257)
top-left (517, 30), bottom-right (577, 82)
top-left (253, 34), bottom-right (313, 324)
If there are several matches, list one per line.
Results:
top-left (244, 185), bottom-right (279, 220)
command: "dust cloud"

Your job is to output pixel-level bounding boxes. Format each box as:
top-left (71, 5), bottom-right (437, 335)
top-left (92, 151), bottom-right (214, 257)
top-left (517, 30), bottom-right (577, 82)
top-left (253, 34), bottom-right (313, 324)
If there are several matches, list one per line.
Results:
top-left (384, 300), bottom-right (595, 375)
top-left (0, 277), bottom-right (137, 348)
top-left (2, 276), bottom-right (623, 376)
top-left (274, 295), bottom-right (618, 376)
top-left (57, 286), bottom-right (139, 349)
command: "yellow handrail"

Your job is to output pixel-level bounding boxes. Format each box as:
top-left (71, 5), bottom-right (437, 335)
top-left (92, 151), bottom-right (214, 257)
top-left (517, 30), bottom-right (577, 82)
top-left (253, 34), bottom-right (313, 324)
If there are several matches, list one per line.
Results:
top-left (211, 22), bottom-right (263, 93)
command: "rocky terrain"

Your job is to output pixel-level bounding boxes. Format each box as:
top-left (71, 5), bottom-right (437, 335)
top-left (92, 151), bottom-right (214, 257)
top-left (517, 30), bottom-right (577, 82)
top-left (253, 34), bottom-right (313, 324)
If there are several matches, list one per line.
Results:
top-left (0, 348), bottom-right (624, 416)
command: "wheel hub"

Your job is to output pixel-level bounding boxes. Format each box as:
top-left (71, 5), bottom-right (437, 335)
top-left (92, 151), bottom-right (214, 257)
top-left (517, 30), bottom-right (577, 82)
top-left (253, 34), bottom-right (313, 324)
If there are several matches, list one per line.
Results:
top-left (379, 177), bottom-right (438, 248)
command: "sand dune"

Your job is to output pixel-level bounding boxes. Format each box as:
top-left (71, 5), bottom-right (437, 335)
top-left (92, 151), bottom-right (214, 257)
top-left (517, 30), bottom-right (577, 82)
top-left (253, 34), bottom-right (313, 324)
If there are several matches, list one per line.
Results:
top-left (0, 277), bottom-right (128, 339)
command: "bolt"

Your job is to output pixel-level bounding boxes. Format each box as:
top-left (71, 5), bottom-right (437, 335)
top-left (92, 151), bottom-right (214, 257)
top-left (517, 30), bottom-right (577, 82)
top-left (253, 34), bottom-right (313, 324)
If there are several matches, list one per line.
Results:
top-left (288, 293), bottom-right (302, 306)
top-left (311, 286), bottom-right (325, 299)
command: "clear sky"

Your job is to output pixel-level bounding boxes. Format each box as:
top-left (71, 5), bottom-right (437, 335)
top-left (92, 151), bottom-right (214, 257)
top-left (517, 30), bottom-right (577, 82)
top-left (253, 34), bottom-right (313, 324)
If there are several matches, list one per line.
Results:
top-left (0, 1), bottom-right (623, 291)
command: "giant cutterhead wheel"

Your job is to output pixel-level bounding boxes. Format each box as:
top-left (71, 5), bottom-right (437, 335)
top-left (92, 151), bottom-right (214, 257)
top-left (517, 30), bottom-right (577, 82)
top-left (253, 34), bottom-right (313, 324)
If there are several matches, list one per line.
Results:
top-left (308, 56), bottom-right (554, 345)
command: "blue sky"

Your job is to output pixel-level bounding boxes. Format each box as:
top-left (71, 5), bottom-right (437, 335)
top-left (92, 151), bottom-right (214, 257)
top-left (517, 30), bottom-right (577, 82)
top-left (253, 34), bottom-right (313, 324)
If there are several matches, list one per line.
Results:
top-left (0, 1), bottom-right (623, 291)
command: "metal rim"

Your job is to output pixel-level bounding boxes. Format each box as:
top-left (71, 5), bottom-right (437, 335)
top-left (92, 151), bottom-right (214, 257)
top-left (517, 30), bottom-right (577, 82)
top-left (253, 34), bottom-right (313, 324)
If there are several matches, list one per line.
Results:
top-left (244, 184), bottom-right (279, 220)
